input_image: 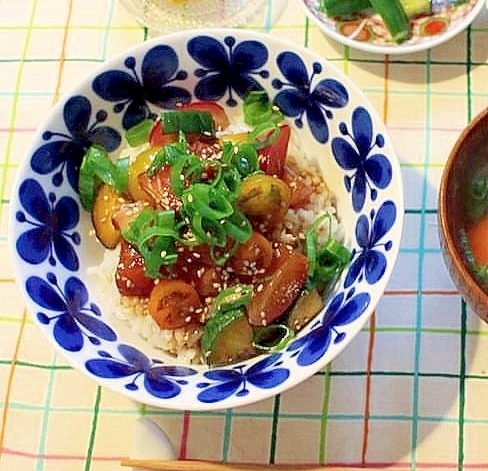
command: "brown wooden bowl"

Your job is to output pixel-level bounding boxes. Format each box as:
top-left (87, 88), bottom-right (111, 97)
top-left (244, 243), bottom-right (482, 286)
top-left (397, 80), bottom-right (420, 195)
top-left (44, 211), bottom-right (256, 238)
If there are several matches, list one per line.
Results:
top-left (438, 106), bottom-right (488, 322)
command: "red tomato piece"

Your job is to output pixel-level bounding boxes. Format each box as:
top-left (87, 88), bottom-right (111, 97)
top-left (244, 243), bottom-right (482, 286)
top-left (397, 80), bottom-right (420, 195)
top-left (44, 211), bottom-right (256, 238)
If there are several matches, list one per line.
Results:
top-left (247, 245), bottom-right (308, 326)
top-left (178, 101), bottom-right (230, 130)
top-left (137, 165), bottom-right (180, 211)
top-left (165, 244), bottom-right (224, 297)
top-left (229, 231), bottom-right (273, 278)
top-left (258, 124), bottom-right (291, 179)
top-left (149, 120), bottom-right (178, 148)
top-left (282, 165), bottom-right (314, 209)
top-left (148, 279), bottom-right (202, 329)
top-left (115, 240), bottom-right (155, 297)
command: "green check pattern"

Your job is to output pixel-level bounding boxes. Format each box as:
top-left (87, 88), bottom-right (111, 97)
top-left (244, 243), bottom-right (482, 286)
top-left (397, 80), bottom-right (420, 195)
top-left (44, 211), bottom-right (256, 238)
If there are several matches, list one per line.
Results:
top-left (2, 1), bottom-right (488, 470)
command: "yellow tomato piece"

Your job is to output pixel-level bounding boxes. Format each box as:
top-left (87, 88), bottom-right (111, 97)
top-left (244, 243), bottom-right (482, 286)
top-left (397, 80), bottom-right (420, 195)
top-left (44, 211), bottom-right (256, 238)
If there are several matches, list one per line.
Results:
top-left (127, 146), bottom-right (162, 202)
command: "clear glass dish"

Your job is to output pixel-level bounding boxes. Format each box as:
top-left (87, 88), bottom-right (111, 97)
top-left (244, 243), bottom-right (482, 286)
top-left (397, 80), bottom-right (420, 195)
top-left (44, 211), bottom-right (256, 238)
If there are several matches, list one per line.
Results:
top-left (119, 0), bottom-right (268, 33)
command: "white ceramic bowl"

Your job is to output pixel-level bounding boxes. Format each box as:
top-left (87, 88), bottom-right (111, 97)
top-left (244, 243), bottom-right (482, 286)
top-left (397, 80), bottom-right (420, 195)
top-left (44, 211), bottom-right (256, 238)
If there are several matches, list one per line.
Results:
top-left (10, 29), bottom-right (404, 410)
top-left (299, 0), bottom-right (485, 55)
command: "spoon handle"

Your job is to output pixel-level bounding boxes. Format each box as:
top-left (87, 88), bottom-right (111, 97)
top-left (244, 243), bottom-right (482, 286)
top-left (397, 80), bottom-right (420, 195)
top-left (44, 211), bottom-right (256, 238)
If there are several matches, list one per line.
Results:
top-left (121, 458), bottom-right (402, 470)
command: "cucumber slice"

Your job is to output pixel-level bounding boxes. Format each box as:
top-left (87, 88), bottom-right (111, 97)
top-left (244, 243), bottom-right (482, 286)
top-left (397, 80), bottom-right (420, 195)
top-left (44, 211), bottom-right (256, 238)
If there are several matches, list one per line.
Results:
top-left (253, 324), bottom-right (295, 352)
top-left (319, 0), bottom-right (372, 17)
top-left (286, 288), bottom-right (324, 332)
top-left (201, 309), bottom-right (256, 366)
top-left (369, 0), bottom-right (411, 43)
top-left (399, 0), bottom-right (431, 16)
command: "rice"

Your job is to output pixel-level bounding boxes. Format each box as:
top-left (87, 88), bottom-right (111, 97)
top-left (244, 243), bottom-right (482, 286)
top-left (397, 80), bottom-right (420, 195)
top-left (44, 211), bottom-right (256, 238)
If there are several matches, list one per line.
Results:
top-left (87, 129), bottom-right (344, 365)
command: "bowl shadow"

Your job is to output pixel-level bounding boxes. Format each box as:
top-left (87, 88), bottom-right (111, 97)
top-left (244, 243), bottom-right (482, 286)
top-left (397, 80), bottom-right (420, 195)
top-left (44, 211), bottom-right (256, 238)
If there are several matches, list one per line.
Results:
top-left (139, 167), bottom-right (483, 467)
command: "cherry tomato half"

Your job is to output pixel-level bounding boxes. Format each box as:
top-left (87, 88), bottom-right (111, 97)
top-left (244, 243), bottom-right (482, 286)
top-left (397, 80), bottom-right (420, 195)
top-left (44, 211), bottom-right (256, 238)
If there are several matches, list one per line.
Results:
top-left (115, 240), bottom-right (155, 297)
top-left (282, 165), bottom-right (314, 209)
top-left (148, 279), bottom-right (202, 329)
top-left (247, 245), bottom-right (308, 326)
top-left (229, 231), bottom-right (273, 277)
top-left (258, 123), bottom-right (291, 179)
top-left (137, 165), bottom-right (180, 211)
top-left (149, 120), bottom-right (178, 148)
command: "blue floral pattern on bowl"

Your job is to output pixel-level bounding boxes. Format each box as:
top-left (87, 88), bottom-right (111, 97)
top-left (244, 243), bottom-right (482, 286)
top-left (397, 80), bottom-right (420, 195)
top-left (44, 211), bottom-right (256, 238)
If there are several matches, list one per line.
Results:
top-left (86, 344), bottom-right (198, 399)
top-left (27, 273), bottom-right (116, 352)
top-left (10, 30), bottom-right (404, 410)
top-left (30, 95), bottom-right (121, 192)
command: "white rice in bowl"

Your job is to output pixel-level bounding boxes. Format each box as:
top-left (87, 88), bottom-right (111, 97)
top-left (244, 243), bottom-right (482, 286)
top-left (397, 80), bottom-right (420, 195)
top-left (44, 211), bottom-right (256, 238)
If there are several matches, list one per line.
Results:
top-left (87, 137), bottom-right (345, 365)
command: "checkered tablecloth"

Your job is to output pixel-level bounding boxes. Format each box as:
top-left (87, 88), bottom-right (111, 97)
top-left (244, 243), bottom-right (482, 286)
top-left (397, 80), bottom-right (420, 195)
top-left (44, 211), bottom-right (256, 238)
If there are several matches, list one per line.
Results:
top-left (2, 1), bottom-right (488, 470)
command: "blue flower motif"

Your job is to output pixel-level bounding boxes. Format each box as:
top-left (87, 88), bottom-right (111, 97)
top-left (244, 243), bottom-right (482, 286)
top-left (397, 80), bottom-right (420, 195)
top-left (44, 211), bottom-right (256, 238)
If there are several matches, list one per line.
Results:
top-left (332, 106), bottom-right (393, 213)
top-left (288, 290), bottom-right (370, 367)
top-left (344, 200), bottom-right (397, 288)
top-left (196, 353), bottom-right (289, 403)
top-left (92, 45), bottom-right (191, 129)
top-left (85, 344), bottom-right (197, 399)
top-left (26, 273), bottom-right (116, 352)
top-left (30, 95), bottom-right (121, 191)
top-left (15, 178), bottom-right (80, 271)
top-left (188, 35), bottom-right (269, 106)
top-left (272, 51), bottom-right (349, 144)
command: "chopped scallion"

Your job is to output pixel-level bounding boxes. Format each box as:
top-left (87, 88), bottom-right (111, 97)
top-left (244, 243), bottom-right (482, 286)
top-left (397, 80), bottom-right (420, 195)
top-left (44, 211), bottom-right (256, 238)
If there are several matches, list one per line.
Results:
top-left (305, 212), bottom-right (351, 291)
top-left (125, 119), bottom-right (153, 147)
top-left (78, 145), bottom-right (128, 211)
top-left (161, 110), bottom-right (215, 136)
top-left (121, 208), bottom-right (179, 278)
top-left (243, 90), bottom-right (283, 126)
top-left (213, 284), bottom-right (253, 313)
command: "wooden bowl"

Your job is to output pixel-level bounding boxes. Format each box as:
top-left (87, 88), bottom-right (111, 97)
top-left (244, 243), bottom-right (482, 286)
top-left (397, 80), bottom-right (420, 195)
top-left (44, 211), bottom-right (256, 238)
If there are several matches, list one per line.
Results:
top-left (439, 106), bottom-right (488, 322)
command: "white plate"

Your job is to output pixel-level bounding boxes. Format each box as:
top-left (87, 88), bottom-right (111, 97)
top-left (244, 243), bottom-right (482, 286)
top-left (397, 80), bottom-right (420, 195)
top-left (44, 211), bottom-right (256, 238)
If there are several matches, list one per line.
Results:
top-left (299, 0), bottom-right (485, 55)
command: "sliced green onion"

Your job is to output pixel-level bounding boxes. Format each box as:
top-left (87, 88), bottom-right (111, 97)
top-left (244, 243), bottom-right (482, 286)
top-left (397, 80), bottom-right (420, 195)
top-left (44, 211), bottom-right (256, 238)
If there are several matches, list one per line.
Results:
top-left (305, 232), bottom-right (318, 279)
top-left (148, 132), bottom-right (189, 176)
top-left (78, 145), bottom-right (128, 210)
top-left (169, 153), bottom-right (202, 196)
top-left (213, 284), bottom-right (253, 313)
top-left (121, 208), bottom-right (179, 278)
top-left (125, 119), bottom-right (153, 147)
top-left (211, 164), bottom-right (241, 199)
top-left (248, 122), bottom-right (281, 150)
top-left (210, 242), bottom-right (240, 266)
top-left (230, 143), bottom-right (260, 177)
top-left (222, 211), bottom-right (253, 243)
top-left (188, 214), bottom-right (228, 250)
top-left (243, 90), bottom-right (283, 126)
top-left (466, 173), bottom-right (488, 222)
top-left (305, 212), bottom-right (351, 291)
top-left (252, 324), bottom-right (295, 352)
top-left (318, 238), bottom-right (351, 267)
top-left (161, 110), bottom-right (215, 136)
top-left (183, 184), bottom-right (234, 221)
